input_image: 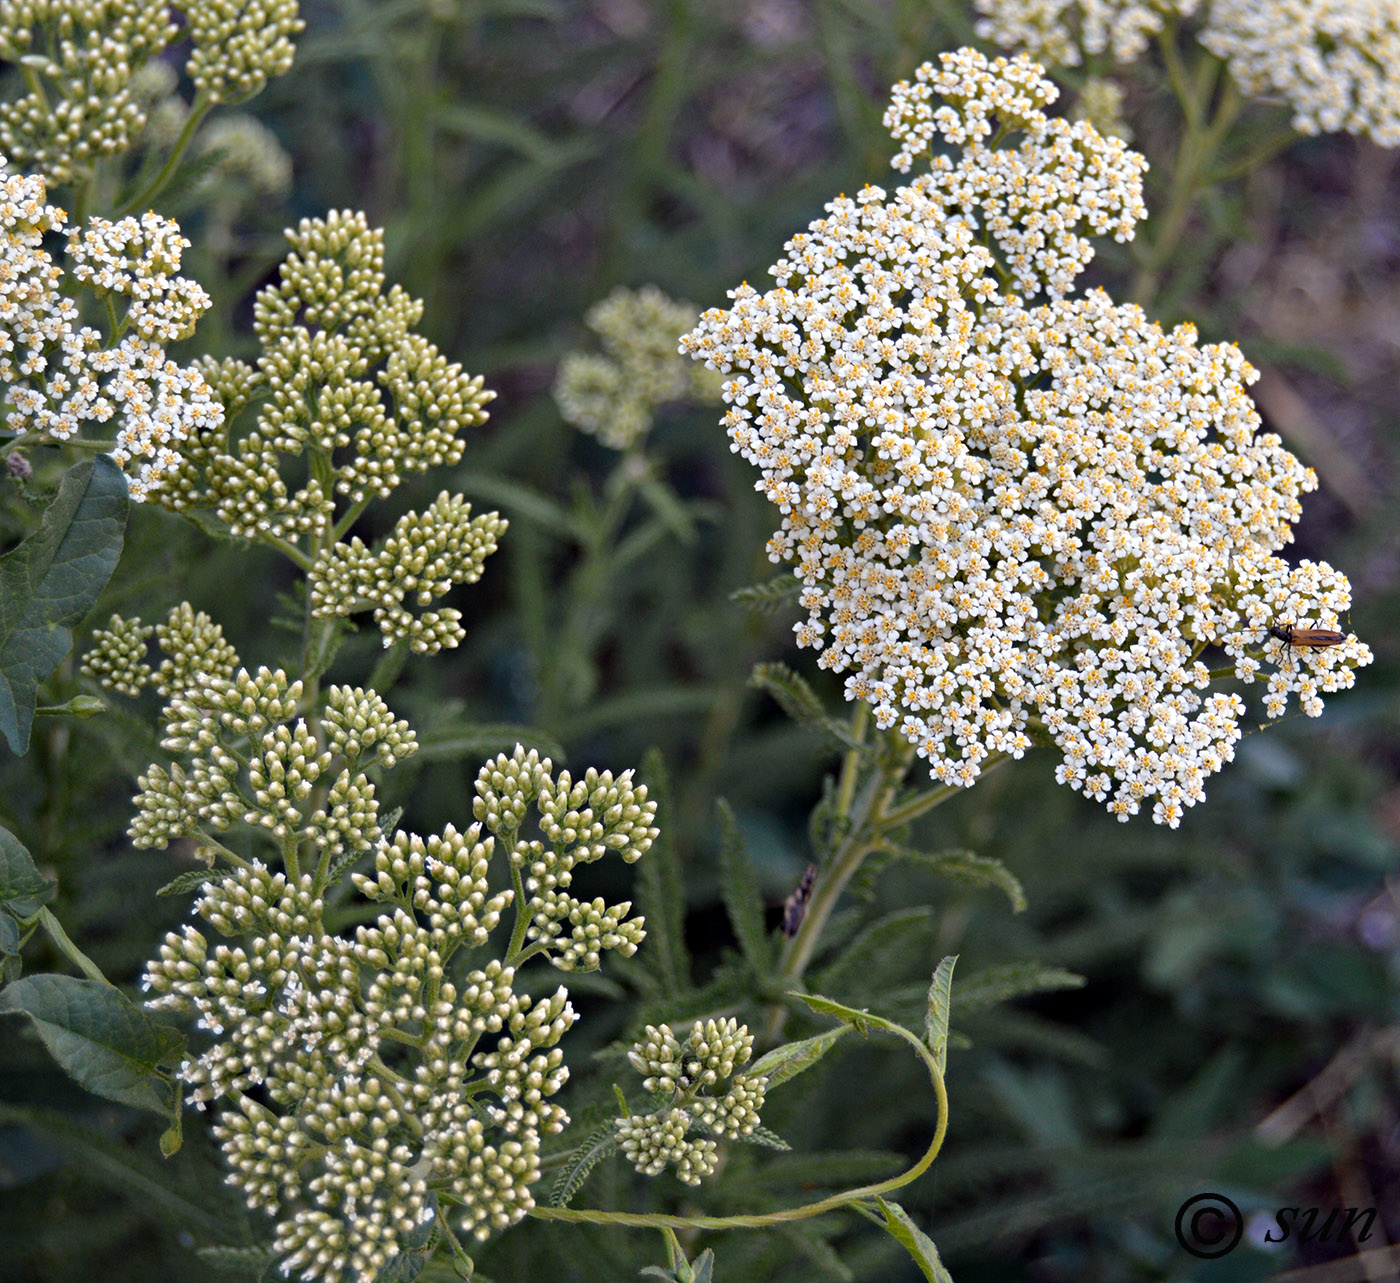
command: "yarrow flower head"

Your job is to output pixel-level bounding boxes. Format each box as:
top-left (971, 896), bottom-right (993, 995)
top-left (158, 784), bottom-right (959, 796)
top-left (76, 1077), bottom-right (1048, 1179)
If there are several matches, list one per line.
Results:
top-left (0, 156), bottom-right (222, 498)
top-left (142, 742), bottom-right (659, 1281)
top-left (1200, 0), bottom-right (1400, 146)
top-left (554, 285), bottom-right (724, 451)
top-left (681, 48), bottom-right (1371, 827)
top-left (973, 0), bottom-right (1199, 69)
top-left (975, 0), bottom-right (1400, 147)
top-left (617, 1019), bottom-right (769, 1185)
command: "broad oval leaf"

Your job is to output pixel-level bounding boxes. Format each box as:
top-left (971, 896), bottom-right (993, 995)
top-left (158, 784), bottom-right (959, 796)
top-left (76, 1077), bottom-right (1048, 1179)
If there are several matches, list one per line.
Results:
top-left (0, 973), bottom-right (180, 1114)
top-left (0, 822), bottom-right (55, 917)
top-left (0, 456), bottom-right (127, 754)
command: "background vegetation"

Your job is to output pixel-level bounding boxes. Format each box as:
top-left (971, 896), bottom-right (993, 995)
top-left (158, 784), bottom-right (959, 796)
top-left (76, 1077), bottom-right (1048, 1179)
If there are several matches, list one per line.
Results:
top-left (3, 1), bottom-right (1399, 1280)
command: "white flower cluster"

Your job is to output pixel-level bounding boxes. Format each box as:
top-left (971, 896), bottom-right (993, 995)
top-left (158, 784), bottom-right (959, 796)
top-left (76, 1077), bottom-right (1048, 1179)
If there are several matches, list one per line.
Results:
top-left (974, 0), bottom-right (1197, 68)
top-left (1201, 0), bottom-right (1400, 147)
top-left (976, 0), bottom-right (1400, 147)
top-left (554, 284), bottom-right (724, 451)
top-left (617, 1019), bottom-right (767, 1185)
top-left (68, 209), bottom-right (211, 342)
top-left (143, 745), bottom-right (658, 1281)
top-left (882, 50), bottom-right (1146, 298)
top-left (0, 157), bottom-right (222, 499)
top-left (682, 48), bottom-right (1371, 826)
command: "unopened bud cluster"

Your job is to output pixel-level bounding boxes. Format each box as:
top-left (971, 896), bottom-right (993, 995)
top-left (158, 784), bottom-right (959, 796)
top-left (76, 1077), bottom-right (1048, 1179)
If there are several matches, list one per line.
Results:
top-left (310, 491), bottom-right (508, 653)
top-left (554, 285), bottom-right (723, 450)
top-left (618, 1019), bottom-right (767, 1185)
top-left (152, 212), bottom-right (503, 631)
top-left (0, 1), bottom-right (303, 185)
top-left (126, 663), bottom-right (415, 864)
top-left (142, 744), bottom-right (658, 1280)
top-left (474, 747), bottom-right (660, 970)
top-left (0, 157), bottom-right (222, 498)
top-left (683, 48), bottom-right (1371, 827)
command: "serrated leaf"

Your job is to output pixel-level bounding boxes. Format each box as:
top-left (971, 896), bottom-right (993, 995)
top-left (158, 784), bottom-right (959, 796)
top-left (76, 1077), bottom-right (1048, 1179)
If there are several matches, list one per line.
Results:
top-left (716, 800), bottom-right (772, 971)
top-left (875, 1198), bottom-right (955, 1283)
top-left (414, 721), bottom-right (566, 764)
top-left (795, 991), bottom-right (874, 1036)
top-left (729, 573), bottom-right (802, 614)
top-left (883, 845), bottom-right (1026, 913)
top-left (0, 973), bottom-right (180, 1114)
top-left (634, 748), bottom-right (688, 999)
top-left (0, 456), bottom-right (127, 754)
top-left (925, 956), bottom-right (957, 1075)
top-left (550, 1121), bottom-right (620, 1206)
top-left (156, 868), bottom-right (217, 897)
top-left (749, 1026), bottom-right (850, 1089)
top-left (953, 962), bottom-right (1085, 1013)
top-left (0, 822), bottom-right (55, 917)
top-left (195, 1245), bottom-right (277, 1275)
top-left (731, 1123), bottom-right (790, 1151)
top-left (749, 662), bottom-right (867, 755)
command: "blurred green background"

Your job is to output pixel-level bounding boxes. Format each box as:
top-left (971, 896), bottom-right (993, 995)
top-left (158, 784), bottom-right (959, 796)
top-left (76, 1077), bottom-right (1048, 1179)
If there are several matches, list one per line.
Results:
top-left (3, 2), bottom-right (1399, 1280)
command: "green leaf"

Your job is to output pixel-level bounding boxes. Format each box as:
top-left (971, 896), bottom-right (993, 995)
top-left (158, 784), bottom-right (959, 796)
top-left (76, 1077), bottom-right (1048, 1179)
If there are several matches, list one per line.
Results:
top-left (156, 868), bottom-right (217, 897)
top-left (749, 662), bottom-right (868, 755)
top-left (749, 1025), bottom-right (850, 1089)
top-left (729, 1123), bottom-right (790, 1151)
top-left (414, 721), bottom-right (567, 764)
top-left (0, 910), bottom-right (20, 955)
top-left (795, 991), bottom-right (878, 1036)
top-left (716, 800), bottom-right (772, 971)
top-left (636, 473), bottom-right (699, 546)
top-left (874, 1198), bottom-right (955, 1283)
top-left (0, 973), bottom-right (180, 1114)
top-left (0, 822), bottom-right (56, 917)
top-left (633, 748), bottom-right (688, 999)
top-left (953, 962), bottom-right (1085, 1013)
top-left (881, 845), bottom-right (1026, 913)
top-left (0, 456), bottom-right (127, 754)
top-left (549, 1121), bottom-right (620, 1207)
top-left (925, 956), bottom-right (957, 1075)
top-left (730, 573), bottom-right (802, 614)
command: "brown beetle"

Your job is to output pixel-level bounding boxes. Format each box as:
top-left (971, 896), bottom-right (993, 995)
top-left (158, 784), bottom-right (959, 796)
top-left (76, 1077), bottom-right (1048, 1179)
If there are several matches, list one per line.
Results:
top-left (1266, 620), bottom-right (1347, 670)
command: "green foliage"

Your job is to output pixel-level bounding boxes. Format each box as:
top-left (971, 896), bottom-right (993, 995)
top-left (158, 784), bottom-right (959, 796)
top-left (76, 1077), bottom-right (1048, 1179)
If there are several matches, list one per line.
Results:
top-left (0, 457), bottom-right (127, 754)
top-left (0, 974), bottom-right (179, 1115)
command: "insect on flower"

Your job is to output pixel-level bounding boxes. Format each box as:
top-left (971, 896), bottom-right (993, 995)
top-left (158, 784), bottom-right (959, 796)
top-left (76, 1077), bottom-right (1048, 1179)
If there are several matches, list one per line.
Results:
top-left (781, 865), bottom-right (817, 938)
top-left (1265, 614), bottom-right (1348, 671)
